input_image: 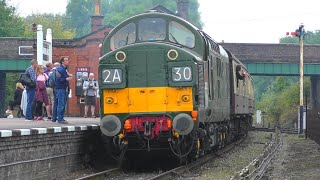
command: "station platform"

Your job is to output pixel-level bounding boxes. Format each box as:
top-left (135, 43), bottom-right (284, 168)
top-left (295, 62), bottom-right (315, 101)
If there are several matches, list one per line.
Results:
top-left (0, 117), bottom-right (100, 137)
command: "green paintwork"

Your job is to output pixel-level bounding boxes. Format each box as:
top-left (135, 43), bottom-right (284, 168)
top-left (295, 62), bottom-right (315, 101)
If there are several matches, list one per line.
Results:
top-left (0, 59), bottom-right (30, 71)
top-left (245, 63), bottom-right (320, 75)
top-left (126, 48), bottom-right (167, 87)
top-left (99, 43), bottom-right (198, 88)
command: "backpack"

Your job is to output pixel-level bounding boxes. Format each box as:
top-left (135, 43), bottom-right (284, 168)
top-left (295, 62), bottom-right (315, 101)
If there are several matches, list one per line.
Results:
top-left (48, 69), bottom-right (61, 88)
top-left (18, 73), bottom-right (36, 88)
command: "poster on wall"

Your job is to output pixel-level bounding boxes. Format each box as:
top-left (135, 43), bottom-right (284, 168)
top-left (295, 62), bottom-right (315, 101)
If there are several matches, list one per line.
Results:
top-left (75, 67), bottom-right (90, 96)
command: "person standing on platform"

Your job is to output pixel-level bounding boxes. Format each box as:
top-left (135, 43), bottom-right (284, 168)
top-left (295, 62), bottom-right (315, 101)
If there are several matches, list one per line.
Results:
top-left (51, 62), bottom-right (60, 122)
top-left (53, 57), bottom-right (72, 124)
top-left (83, 73), bottom-right (98, 118)
top-left (6, 82), bottom-right (24, 118)
top-left (44, 62), bottom-right (53, 120)
top-left (25, 59), bottom-right (38, 121)
top-left (34, 65), bottom-right (49, 120)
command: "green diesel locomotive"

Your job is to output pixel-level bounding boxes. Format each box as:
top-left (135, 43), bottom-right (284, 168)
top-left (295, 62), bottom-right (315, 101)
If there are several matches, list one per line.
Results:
top-left (99, 12), bottom-right (254, 161)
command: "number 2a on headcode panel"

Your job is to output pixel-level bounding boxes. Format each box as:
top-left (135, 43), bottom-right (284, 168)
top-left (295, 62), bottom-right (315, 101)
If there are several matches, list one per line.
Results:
top-left (103, 69), bottom-right (122, 83)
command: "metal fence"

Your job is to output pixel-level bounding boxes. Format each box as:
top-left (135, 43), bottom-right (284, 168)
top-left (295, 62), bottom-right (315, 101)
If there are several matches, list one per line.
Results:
top-left (307, 110), bottom-right (320, 145)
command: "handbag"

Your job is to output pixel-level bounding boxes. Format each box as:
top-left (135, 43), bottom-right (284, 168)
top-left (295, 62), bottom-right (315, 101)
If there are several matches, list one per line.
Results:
top-left (18, 73), bottom-right (36, 88)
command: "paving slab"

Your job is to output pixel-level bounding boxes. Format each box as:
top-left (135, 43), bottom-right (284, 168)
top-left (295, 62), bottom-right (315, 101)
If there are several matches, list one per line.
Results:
top-left (0, 117), bottom-right (100, 130)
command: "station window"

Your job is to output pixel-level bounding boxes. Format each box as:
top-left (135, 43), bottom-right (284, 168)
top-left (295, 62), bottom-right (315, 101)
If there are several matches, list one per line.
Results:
top-left (110, 23), bottom-right (136, 50)
top-left (169, 21), bottom-right (195, 48)
top-left (138, 18), bottom-right (166, 41)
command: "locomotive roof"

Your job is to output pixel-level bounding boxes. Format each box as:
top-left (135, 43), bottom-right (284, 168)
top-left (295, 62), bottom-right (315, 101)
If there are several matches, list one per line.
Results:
top-left (108, 12), bottom-right (200, 37)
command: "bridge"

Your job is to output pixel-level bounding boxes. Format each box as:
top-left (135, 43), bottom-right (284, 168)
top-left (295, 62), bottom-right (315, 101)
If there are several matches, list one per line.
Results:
top-left (222, 43), bottom-right (320, 76)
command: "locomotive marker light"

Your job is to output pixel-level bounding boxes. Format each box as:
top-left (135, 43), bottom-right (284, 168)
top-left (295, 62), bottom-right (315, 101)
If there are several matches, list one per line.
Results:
top-left (115, 51), bottom-right (126, 62)
top-left (167, 49), bottom-right (179, 60)
top-left (106, 97), bottom-right (114, 104)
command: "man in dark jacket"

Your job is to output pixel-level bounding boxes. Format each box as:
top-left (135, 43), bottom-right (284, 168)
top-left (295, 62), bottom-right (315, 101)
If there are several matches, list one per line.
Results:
top-left (52, 57), bottom-right (72, 124)
top-left (25, 59), bottom-right (38, 121)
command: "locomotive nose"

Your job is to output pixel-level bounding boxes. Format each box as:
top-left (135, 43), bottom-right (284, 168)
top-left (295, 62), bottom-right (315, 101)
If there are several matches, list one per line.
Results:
top-left (172, 113), bottom-right (194, 135)
top-left (100, 115), bottom-right (122, 136)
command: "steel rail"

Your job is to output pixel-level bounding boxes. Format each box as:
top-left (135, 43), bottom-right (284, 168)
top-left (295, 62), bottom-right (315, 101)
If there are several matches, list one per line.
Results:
top-left (250, 133), bottom-right (283, 180)
top-left (148, 135), bottom-right (247, 180)
top-left (74, 168), bottom-right (122, 180)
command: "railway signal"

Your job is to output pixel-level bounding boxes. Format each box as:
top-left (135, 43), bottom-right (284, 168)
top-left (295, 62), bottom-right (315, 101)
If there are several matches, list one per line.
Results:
top-left (287, 24), bottom-right (305, 135)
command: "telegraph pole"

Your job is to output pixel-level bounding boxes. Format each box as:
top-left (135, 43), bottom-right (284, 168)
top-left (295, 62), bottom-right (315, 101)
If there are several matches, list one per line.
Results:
top-left (286, 24), bottom-right (305, 134)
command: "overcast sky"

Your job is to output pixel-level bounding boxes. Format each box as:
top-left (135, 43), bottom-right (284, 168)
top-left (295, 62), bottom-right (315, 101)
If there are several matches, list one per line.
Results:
top-left (8, 0), bottom-right (320, 43)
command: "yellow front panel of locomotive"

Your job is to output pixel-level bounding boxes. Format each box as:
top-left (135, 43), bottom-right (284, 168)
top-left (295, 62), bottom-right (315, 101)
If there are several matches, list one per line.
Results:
top-left (166, 87), bottom-right (193, 112)
top-left (128, 88), bottom-right (148, 113)
top-left (103, 89), bottom-right (129, 114)
top-left (144, 87), bottom-right (167, 112)
top-left (103, 87), bottom-right (193, 114)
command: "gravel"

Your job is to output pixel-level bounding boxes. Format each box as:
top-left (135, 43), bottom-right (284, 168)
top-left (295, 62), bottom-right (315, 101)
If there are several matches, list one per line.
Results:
top-left (193, 131), bottom-right (274, 180)
top-left (264, 134), bottom-right (320, 180)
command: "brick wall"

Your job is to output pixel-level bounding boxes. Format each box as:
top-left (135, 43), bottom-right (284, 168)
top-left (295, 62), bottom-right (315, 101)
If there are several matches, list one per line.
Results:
top-left (0, 126), bottom-right (106, 179)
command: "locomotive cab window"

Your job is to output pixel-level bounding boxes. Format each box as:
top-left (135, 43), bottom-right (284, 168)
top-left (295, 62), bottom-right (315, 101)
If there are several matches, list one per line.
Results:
top-left (138, 18), bottom-right (166, 41)
top-left (169, 21), bottom-right (195, 48)
top-left (110, 23), bottom-right (136, 50)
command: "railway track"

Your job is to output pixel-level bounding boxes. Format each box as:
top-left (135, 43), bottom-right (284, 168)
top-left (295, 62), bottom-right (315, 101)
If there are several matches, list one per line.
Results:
top-left (148, 135), bottom-right (247, 180)
top-left (76, 135), bottom-right (247, 180)
top-left (229, 130), bottom-right (283, 179)
top-left (250, 133), bottom-right (283, 179)
top-left (253, 127), bottom-right (298, 134)
top-left (74, 168), bottom-right (122, 180)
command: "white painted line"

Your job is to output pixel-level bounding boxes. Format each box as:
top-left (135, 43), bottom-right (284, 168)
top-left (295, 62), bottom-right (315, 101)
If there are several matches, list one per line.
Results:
top-left (79, 126), bottom-right (87, 131)
top-left (89, 124), bottom-right (99, 130)
top-left (66, 126), bottom-right (75, 132)
top-left (52, 127), bottom-right (62, 133)
top-left (31, 128), bottom-right (47, 134)
top-left (14, 129), bottom-right (31, 136)
top-left (0, 130), bottom-right (12, 137)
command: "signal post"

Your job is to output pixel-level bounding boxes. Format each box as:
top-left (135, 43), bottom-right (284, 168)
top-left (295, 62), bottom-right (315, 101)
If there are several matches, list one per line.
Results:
top-left (287, 24), bottom-right (305, 135)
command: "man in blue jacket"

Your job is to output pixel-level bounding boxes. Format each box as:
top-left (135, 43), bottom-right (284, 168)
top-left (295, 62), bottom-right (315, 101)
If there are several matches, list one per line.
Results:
top-left (52, 56), bottom-right (72, 124)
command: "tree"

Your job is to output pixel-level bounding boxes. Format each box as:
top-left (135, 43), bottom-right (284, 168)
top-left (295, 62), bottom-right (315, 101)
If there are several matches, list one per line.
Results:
top-left (64, 0), bottom-right (109, 37)
top-left (65, 0), bottom-right (203, 37)
top-left (0, 0), bottom-right (24, 37)
top-left (23, 13), bottom-right (75, 39)
top-left (256, 76), bottom-right (310, 128)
